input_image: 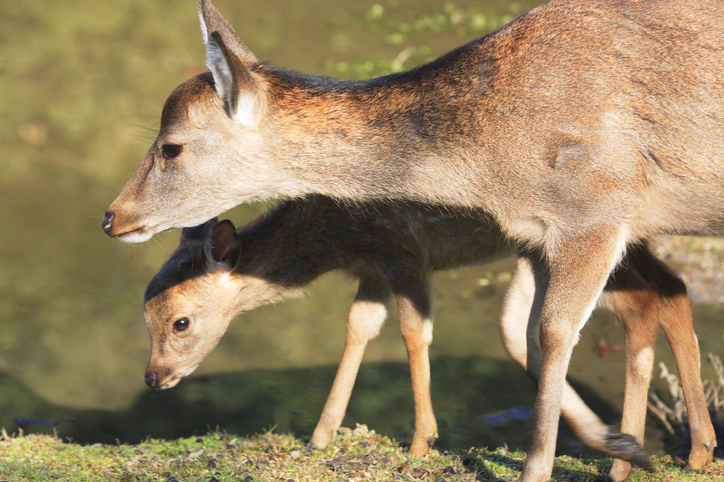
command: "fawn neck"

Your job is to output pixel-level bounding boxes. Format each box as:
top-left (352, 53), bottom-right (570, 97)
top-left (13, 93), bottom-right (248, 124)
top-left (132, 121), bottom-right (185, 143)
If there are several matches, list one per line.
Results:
top-left (229, 198), bottom-right (355, 310)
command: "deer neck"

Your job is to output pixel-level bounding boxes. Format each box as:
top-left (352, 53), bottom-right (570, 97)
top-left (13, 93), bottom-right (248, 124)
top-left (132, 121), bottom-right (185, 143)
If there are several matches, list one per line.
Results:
top-left (261, 56), bottom-right (500, 210)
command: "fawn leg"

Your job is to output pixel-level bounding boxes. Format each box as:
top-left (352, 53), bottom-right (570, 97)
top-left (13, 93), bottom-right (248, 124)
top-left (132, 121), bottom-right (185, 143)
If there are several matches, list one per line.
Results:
top-left (606, 246), bottom-right (715, 474)
top-left (519, 229), bottom-right (630, 482)
top-left (309, 276), bottom-right (390, 449)
top-left (501, 254), bottom-right (650, 474)
top-left (599, 260), bottom-right (660, 481)
top-left (651, 260), bottom-right (716, 471)
top-left (395, 282), bottom-right (437, 456)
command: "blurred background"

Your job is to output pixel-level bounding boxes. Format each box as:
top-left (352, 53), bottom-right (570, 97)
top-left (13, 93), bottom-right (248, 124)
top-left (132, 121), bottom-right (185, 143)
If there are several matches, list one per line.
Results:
top-left (1, 0), bottom-right (722, 458)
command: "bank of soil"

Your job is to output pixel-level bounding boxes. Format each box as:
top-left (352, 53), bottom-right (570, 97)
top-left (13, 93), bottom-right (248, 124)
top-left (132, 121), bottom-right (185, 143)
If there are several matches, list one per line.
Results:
top-left (654, 236), bottom-right (724, 305)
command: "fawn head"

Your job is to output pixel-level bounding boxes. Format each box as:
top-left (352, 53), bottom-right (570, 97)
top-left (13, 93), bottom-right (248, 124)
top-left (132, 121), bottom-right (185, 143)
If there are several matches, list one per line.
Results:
top-left (103, 0), bottom-right (277, 243)
top-left (143, 217), bottom-right (242, 389)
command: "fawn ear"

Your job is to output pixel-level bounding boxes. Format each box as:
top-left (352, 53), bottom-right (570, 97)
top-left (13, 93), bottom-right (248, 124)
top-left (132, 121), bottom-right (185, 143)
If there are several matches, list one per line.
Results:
top-left (204, 219), bottom-right (241, 273)
top-left (180, 217), bottom-right (219, 243)
top-left (198, 0), bottom-right (263, 127)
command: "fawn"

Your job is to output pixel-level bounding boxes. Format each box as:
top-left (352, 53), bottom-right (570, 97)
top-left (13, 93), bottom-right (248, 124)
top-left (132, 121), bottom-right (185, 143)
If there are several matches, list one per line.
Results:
top-left (143, 196), bottom-right (711, 481)
top-left (106, 1), bottom-right (723, 479)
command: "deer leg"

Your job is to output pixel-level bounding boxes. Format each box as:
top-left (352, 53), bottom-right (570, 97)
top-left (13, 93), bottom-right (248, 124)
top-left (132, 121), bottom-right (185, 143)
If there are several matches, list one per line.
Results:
top-left (395, 281), bottom-right (437, 456)
top-left (519, 229), bottom-right (635, 482)
top-left (309, 276), bottom-right (390, 449)
top-left (501, 255), bottom-right (612, 451)
top-left (501, 254), bottom-right (650, 474)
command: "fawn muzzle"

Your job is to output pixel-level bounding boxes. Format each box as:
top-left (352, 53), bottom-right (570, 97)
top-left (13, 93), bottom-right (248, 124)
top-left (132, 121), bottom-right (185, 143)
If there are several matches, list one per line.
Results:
top-left (144, 369), bottom-right (159, 388)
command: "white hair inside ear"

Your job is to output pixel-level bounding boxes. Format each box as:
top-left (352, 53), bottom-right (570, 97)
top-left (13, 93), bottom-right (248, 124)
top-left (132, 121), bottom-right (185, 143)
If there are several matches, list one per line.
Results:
top-left (197, 0), bottom-right (262, 127)
top-left (232, 92), bottom-right (258, 127)
top-left (198, 8), bottom-right (209, 43)
top-left (204, 34), bottom-right (259, 128)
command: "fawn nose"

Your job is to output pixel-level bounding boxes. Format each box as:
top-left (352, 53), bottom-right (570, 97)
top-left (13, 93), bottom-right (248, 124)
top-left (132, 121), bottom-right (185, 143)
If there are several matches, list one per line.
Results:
top-left (144, 369), bottom-right (159, 388)
top-left (102, 212), bottom-right (115, 237)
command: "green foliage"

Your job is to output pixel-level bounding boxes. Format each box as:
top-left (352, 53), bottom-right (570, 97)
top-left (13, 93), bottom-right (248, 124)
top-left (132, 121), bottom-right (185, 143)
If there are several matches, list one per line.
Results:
top-left (323, 2), bottom-right (523, 79)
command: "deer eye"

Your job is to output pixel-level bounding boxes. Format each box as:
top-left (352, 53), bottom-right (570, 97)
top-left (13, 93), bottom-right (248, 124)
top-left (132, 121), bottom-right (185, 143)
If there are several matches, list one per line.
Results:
top-left (161, 144), bottom-right (183, 160)
top-left (172, 318), bottom-right (190, 333)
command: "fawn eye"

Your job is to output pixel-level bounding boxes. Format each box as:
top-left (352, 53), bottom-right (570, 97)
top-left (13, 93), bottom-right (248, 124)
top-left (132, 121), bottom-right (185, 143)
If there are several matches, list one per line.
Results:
top-left (161, 144), bottom-right (183, 160)
top-left (172, 318), bottom-right (190, 333)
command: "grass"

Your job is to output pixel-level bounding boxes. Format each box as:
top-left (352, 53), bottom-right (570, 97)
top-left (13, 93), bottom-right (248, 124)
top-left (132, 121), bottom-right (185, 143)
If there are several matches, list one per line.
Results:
top-left (1, 425), bottom-right (723, 482)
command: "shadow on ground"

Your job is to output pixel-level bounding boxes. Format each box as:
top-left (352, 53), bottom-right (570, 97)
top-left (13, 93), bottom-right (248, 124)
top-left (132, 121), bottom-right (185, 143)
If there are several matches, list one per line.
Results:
top-left (1, 355), bottom-right (627, 456)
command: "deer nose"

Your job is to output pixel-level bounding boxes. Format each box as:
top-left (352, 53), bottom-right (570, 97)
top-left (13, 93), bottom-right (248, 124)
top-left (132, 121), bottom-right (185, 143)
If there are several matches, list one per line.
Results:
top-left (144, 369), bottom-right (159, 388)
top-left (102, 212), bottom-right (115, 237)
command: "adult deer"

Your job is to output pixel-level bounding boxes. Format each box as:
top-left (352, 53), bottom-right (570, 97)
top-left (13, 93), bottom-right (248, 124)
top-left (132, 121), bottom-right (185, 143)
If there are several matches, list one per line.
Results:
top-left (143, 197), bottom-right (710, 481)
top-left (104, 1), bottom-right (722, 479)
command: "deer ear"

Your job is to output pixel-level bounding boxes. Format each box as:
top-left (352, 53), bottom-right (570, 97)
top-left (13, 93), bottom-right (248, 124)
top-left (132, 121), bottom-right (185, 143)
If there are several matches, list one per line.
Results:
top-left (204, 219), bottom-right (241, 273)
top-left (180, 217), bottom-right (219, 243)
top-left (198, 0), bottom-right (262, 127)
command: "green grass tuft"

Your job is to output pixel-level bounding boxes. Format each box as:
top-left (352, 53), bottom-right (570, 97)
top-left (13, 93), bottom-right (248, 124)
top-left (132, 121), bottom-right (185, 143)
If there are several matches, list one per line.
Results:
top-left (1, 426), bottom-right (722, 481)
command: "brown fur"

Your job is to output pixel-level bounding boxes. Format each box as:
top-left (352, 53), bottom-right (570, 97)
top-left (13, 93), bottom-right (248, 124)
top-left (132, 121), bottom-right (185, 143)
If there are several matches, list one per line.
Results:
top-left (502, 246), bottom-right (714, 480)
top-left (108, 1), bottom-right (724, 479)
top-left (143, 197), bottom-right (713, 479)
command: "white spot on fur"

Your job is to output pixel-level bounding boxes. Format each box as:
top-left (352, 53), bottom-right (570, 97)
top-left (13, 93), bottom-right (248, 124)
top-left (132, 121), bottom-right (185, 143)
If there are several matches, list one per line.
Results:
top-left (421, 318), bottom-right (434, 346)
top-left (635, 347), bottom-right (655, 374)
top-left (232, 92), bottom-right (258, 127)
top-left (349, 301), bottom-right (388, 340)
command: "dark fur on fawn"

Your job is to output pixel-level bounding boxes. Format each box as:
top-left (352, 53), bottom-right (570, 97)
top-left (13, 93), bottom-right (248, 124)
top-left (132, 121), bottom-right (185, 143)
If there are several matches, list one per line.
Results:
top-left (146, 197), bottom-right (507, 307)
top-left (111, 1), bottom-right (723, 480)
top-left (144, 219), bottom-right (217, 303)
top-left (145, 196), bottom-right (719, 475)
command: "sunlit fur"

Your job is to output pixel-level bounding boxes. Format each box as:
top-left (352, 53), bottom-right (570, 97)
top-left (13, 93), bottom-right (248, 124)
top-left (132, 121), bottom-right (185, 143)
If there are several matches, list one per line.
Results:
top-left (109, 1), bottom-right (724, 479)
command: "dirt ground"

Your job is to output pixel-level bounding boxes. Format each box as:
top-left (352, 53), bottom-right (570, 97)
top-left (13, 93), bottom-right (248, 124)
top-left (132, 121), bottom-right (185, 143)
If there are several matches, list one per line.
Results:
top-left (654, 236), bottom-right (724, 305)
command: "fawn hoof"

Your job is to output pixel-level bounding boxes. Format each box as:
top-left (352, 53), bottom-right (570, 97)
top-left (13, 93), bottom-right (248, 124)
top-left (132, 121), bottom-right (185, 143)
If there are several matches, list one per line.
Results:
top-left (308, 431), bottom-right (332, 451)
top-left (409, 434), bottom-right (436, 456)
top-left (604, 429), bottom-right (654, 472)
top-left (605, 460), bottom-right (632, 482)
top-left (686, 440), bottom-right (715, 472)
top-left (102, 212), bottom-right (115, 237)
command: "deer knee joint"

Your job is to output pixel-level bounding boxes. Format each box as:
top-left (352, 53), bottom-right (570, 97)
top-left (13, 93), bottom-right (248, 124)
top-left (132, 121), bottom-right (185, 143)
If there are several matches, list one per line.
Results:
top-left (348, 301), bottom-right (388, 341)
